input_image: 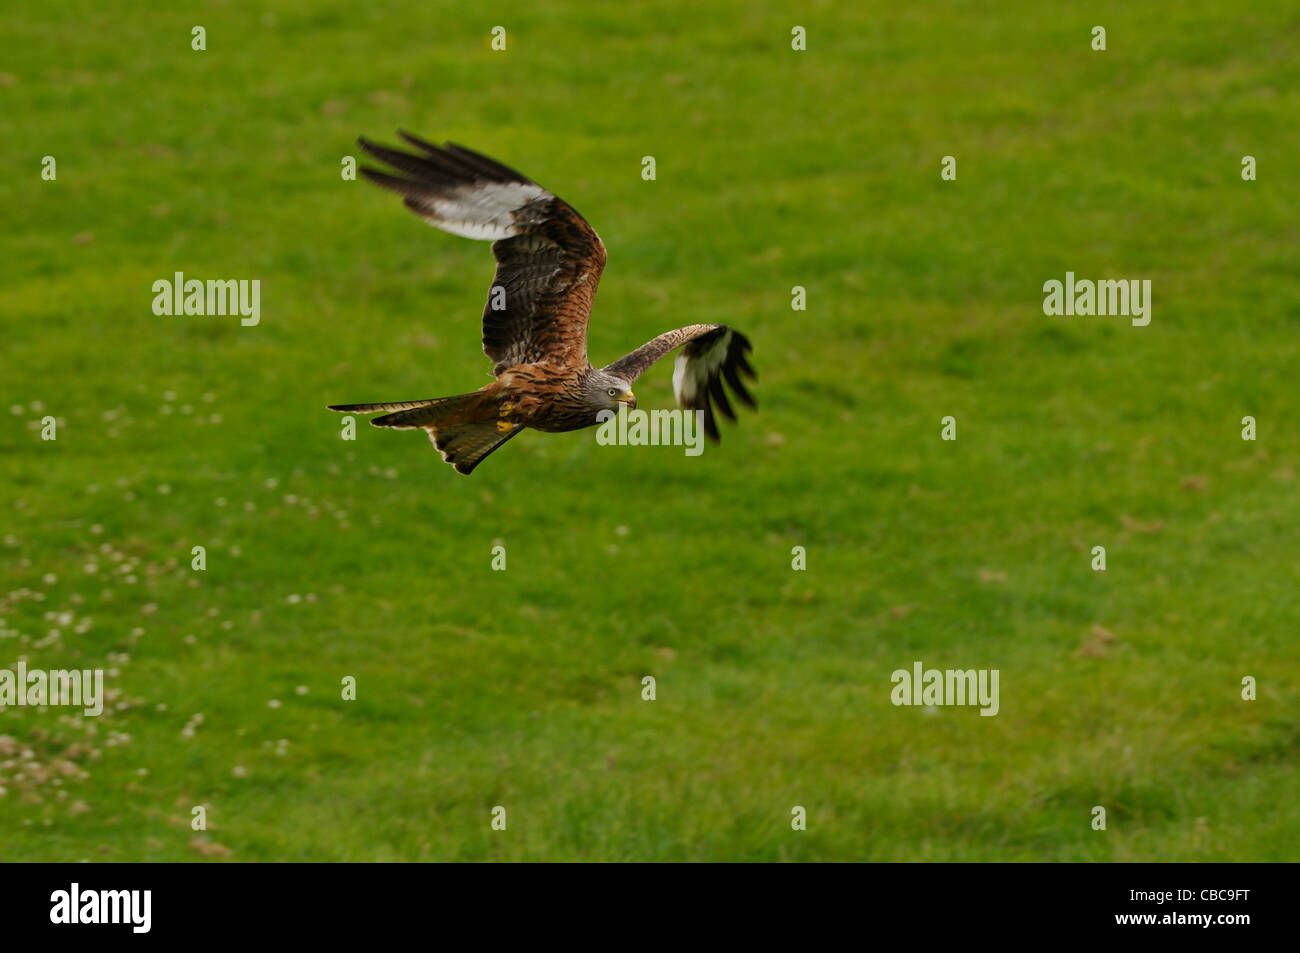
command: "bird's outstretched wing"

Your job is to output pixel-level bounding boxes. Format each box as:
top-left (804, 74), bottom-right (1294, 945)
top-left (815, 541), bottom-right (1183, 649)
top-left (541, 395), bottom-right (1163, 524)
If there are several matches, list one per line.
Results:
top-left (357, 132), bottom-right (606, 373)
top-left (603, 324), bottom-right (756, 440)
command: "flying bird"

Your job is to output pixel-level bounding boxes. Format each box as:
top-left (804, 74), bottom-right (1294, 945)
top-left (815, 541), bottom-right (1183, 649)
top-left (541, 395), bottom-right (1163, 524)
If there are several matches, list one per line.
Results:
top-left (328, 132), bottom-right (756, 474)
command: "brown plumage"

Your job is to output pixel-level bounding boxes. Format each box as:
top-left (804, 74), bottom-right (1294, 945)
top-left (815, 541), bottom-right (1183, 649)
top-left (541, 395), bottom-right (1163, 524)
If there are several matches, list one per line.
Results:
top-left (328, 133), bottom-right (756, 474)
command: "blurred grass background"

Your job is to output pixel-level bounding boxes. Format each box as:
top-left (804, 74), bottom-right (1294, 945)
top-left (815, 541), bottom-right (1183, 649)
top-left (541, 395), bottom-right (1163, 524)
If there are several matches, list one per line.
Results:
top-left (0, 0), bottom-right (1297, 860)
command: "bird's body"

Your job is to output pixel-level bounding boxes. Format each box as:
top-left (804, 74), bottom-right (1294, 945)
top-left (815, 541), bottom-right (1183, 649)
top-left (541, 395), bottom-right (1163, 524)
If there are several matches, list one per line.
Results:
top-left (494, 364), bottom-right (597, 433)
top-left (329, 133), bottom-right (755, 473)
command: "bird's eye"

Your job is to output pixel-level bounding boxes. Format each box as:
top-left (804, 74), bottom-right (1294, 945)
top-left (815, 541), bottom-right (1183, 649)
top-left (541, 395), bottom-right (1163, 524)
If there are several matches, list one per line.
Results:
top-left (608, 388), bottom-right (618, 396)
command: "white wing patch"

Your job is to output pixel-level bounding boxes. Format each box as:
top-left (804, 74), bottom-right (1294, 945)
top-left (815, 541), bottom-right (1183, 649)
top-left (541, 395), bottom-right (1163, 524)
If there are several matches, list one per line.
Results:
top-left (671, 353), bottom-right (694, 403)
top-left (414, 182), bottom-right (551, 241)
top-left (673, 329), bottom-right (730, 406)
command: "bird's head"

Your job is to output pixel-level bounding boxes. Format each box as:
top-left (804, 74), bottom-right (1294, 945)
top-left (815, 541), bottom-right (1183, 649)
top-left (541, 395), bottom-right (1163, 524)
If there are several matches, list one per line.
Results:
top-left (585, 370), bottom-right (636, 412)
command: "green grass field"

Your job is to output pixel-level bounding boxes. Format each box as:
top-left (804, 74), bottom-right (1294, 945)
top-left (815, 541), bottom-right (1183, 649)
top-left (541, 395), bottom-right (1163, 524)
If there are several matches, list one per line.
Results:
top-left (1, 1), bottom-right (1297, 861)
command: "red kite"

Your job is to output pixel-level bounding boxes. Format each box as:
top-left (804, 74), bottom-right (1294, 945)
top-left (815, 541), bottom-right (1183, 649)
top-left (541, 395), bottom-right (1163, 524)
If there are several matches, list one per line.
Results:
top-left (329, 133), bottom-right (755, 474)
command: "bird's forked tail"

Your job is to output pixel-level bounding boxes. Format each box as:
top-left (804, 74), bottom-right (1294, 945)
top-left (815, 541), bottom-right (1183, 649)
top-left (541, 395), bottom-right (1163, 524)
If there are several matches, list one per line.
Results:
top-left (327, 392), bottom-right (519, 475)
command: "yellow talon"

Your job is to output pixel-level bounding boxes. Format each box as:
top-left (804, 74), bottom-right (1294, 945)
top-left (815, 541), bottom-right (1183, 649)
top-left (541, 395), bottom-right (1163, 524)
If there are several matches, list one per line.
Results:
top-left (499, 403), bottom-right (513, 416)
top-left (496, 419), bottom-right (515, 433)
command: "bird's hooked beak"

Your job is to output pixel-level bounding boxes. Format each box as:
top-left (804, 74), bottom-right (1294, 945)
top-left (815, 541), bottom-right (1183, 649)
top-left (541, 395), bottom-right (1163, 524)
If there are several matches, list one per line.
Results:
top-left (616, 390), bottom-right (637, 410)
